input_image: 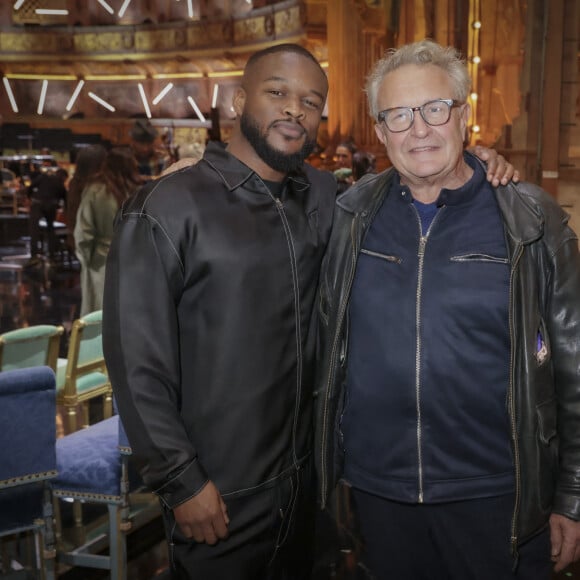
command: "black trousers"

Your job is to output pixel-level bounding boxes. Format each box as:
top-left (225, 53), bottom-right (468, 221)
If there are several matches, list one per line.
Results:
top-left (29, 201), bottom-right (58, 257)
top-left (163, 462), bottom-right (315, 580)
top-left (351, 488), bottom-right (552, 580)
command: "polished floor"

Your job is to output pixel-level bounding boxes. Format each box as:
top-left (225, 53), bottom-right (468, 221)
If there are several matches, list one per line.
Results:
top-left (2, 178), bottom-right (580, 579)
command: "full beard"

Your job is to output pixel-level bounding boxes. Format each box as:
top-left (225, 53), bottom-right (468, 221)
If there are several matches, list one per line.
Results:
top-left (240, 112), bottom-right (316, 174)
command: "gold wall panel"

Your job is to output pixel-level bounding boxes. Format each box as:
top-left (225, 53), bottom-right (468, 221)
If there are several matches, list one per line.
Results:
top-left (0, 32), bottom-right (59, 53)
top-left (275, 5), bottom-right (303, 36)
top-left (75, 32), bottom-right (127, 54)
top-left (234, 16), bottom-right (267, 43)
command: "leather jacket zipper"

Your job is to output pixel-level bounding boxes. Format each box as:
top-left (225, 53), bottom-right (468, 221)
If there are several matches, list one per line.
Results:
top-left (413, 205), bottom-right (444, 503)
top-left (273, 195), bottom-right (302, 467)
top-left (508, 242), bottom-right (524, 558)
top-left (319, 212), bottom-right (365, 507)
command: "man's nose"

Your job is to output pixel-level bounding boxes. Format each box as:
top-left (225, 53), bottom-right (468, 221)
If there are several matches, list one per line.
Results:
top-left (284, 96), bottom-right (305, 119)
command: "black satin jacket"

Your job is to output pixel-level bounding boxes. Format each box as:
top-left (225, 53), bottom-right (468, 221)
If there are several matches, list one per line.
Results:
top-left (103, 142), bottom-right (336, 509)
top-left (316, 158), bottom-right (580, 550)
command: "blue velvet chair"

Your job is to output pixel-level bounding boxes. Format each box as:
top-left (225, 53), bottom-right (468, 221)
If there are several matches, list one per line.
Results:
top-left (0, 366), bottom-right (57, 580)
top-left (52, 415), bottom-right (130, 580)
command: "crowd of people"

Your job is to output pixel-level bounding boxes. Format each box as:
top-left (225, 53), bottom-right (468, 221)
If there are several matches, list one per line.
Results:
top-left (12, 39), bottom-right (580, 580)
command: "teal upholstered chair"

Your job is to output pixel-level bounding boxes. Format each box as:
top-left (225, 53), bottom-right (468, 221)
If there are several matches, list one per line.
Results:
top-left (0, 366), bottom-right (57, 580)
top-left (0, 324), bottom-right (64, 373)
top-left (56, 310), bottom-right (113, 433)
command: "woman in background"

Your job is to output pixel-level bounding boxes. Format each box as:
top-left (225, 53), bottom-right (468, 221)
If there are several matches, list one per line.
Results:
top-left (66, 145), bottom-right (107, 248)
top-left (74, 147), bottom-right (142, 316)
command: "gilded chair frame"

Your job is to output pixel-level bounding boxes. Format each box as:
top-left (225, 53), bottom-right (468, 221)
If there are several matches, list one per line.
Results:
top-left (57, 311), bottom-right (113, 433)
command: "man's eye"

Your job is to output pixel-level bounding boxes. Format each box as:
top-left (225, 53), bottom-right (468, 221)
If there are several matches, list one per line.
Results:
top-left (304, 99), bottom-right (321, 110)
top-left (268, 90), bottom-right (284, 96)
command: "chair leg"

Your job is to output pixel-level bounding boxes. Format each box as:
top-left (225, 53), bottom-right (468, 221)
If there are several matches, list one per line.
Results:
top-left (66, 405), bottom-right (78, 434)
top-left (104, 392), bottom-right (113, 419)
top-left (108, 504), bottom-right (127, 580)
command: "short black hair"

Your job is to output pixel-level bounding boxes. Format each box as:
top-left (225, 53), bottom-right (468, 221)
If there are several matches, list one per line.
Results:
top-left (244, 43), bottom-right (324, 77)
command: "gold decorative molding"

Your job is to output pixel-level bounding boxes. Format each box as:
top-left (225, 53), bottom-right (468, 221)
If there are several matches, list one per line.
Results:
top-left (1, 1), bottom-right (306, 63)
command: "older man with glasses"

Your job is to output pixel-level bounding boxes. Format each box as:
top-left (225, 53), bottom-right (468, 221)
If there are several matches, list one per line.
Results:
top-left (316, 39), bottom-right (580, 580)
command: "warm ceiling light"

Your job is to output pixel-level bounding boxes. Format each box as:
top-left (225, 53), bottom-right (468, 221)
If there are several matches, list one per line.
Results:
top-left (13, 0), bottom-right (26, 10)
top-left (118, 0), bottom-right (132, 17)
top-left (2, 78), bottom-right (19, 113)
top-left (96, 0), bottom-right (115, 15)
top-left (138, 83), bottom-right (152, 119)
top-left (187, 0), bottom-right (194, 18)
top-left (153, 72), bottom-right (204, 80)
top-left (472, 124), bottom-right (481, 133)
top-left (85, 74), bottom-right (147, 81)
top-left (472, 21), bottom-right (482, 29)
top-left (470, 92), bottom-right (478, 101)
top-left (207, 71), bottom-right (244, 78)
top-left (187, 96), bottom-right (206, 122)
top-left (6, 73), bottom-right (76, 81)
top-left (35, 9), bottom-right (68, 15)
top-left (212, 84), bottom-right (219, 108)
top-left (37, 80), bottom-right (48, 115)
top-left (88, 91), bottom-right (116, 112)
top-left (152, 83), bottom-right (174, 105)
top-left (66, 80), bottom-right (85, 111)
top-left (472, 56), bottom-right (481, 64)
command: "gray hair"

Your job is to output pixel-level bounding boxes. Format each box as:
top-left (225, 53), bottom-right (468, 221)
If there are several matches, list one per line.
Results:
top-left (365, 39), bottom-right (471, 120)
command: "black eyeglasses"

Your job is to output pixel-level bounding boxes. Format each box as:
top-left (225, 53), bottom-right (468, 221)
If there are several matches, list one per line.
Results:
top-left (377, 99), bottom-right (463, 133)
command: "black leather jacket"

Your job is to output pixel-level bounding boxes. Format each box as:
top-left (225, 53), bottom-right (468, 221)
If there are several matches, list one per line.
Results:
top-left (315, 159), bottom-right (580, 549)
top-left (103, 142), bottom-right (335, 509)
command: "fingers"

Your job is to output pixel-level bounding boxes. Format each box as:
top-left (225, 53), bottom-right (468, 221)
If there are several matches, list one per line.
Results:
top-left (173, 481), bottom-right (229, 545)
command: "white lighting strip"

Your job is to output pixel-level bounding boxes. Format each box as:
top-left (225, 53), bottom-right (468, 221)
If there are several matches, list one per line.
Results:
top-left (138, 83), bottom-right (152, 119)
top-left (118, 0), bottom-right (132, 18)
top-left (187, 0), bottom-right (193, 18)
top-left (187, 96), bottom-right (206, 122)
top-left (88, 91), bottom-right (116, 112)
top-left (212, 84), bottom-right (219, 108)
top-left (37, 79), bottom-right (48, 115)
top-left (2, 78), bottom-right (19, 113)
top-left (152, 82), bottom-right (173, 105)
top-left (35, 9), bottom-right (69, 15)
top-left (13, 0), bottom-right (26, 10)
top-left (66, 79), bottom-right (85, 111)
top-left (96, 0), bottom-right (115, 15)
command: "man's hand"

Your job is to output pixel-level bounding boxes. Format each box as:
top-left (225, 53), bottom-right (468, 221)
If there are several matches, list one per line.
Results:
top-left (550, 513), bottom-right (580, 572)
top-left (469, 145), bottom-right (521, 186)
top-left (161, 157), bottom-right (198, 177)
top-left (173, 480), bottom-right (230, 545)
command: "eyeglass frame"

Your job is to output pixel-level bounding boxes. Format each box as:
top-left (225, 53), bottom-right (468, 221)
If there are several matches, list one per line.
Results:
top-left (377, 98), bottom-right (463, 133)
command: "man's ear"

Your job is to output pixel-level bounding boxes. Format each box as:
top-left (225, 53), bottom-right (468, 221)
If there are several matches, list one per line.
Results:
top-left (232, 87), bottom-right (246, 118)
top-left (374, 123), bottom-right (387, 147)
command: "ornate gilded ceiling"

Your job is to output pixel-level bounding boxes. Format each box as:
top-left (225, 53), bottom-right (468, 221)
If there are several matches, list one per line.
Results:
top-left (0, 0), bottom-right (329, 120)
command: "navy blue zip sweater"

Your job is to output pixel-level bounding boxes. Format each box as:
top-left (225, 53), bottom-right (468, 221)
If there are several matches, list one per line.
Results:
top-left (343, 155), bottom-right (514, 503)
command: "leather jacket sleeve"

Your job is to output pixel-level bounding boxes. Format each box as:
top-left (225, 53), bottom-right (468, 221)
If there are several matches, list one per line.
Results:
top-left (544, 226), bottom-right (580, 520)
top-left (103, 200), bottom-right (209, 509)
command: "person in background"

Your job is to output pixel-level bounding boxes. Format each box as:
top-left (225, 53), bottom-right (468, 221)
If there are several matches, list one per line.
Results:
top-left (334, 141), bottom-right (358, 193)
top-left (316, 38), bottom-right (580, 580)
top-left (66, 144), bottom-right (107, 249)
top-left (74, 148), bottom-right (141, 316)
top-left (27, 162), bottom-right (68, 261)
top-left (351, 150), bottom-right (377, 182)
top-left (103, 42), bottom-right (518, 580)
top-left (129, 119), bottom-right (169, 178)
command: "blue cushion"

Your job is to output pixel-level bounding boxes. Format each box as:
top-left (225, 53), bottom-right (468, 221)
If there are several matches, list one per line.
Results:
top-left (54, 416), bottom-right (121, 499)
top-left (0, 367), bottom-right (56, 483)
